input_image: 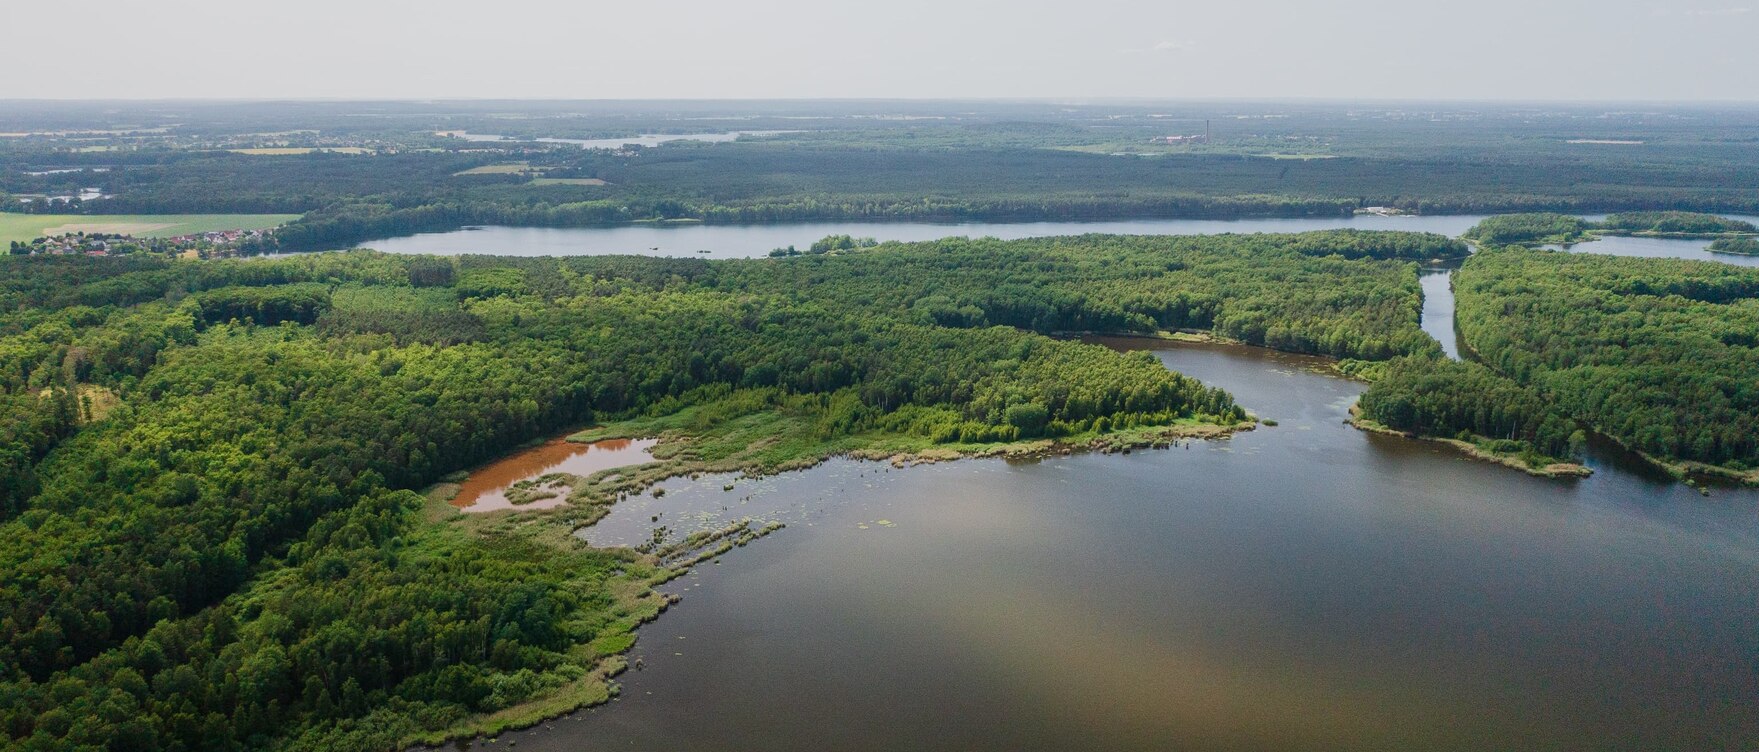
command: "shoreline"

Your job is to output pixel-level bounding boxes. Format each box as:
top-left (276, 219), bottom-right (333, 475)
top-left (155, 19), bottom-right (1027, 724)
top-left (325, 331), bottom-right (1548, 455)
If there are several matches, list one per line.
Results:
top-left (411, 412), bottom-right (1254, 748)
top-left (1459, 327), bottom-right (1757, 488)
top-left (1346, 406), bottom-right (1592, 479)
top-left (1637, 450), bottom-right (1759, 489)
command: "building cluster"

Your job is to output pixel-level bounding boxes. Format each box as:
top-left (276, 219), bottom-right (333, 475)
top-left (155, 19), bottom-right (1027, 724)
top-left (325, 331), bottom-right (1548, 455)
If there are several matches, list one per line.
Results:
top-left (9, 228), bottom-right (275, 257)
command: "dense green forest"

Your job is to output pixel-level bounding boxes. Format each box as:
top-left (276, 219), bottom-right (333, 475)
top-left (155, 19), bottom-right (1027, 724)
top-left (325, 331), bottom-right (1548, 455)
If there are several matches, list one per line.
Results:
top-left (1460, 213), bottom-right (1595, 246)
top-left (1598, 211), bottom-right (1757, 236)
top-left (1709, 237), bottom-right (1759, 255)
top-left (0, 230), bottom-right (1459, 750)
top-left (1354, 356), bottom-right (1584, 470)
top-left (1462, 211), bottom-right (1756, 248)
top-left (1451, 248), bottom-right (1759, 473)
top-left (1360, 227), bottom-right (1759, 477)
top-left (10, 101), bottom-right (1759, 251)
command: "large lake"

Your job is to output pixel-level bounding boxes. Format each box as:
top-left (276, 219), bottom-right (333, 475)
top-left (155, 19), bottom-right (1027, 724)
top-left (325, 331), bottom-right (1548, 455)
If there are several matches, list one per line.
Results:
top-left (470, 338), bottom-right (1759, 752)
top-left (436, 130), bottom-right (798, 150)
top-left (414, 214), bottom-right (1759, 750)
top-left (358, 215), bottom-right (1490, 257)
top-left (358, 214), bottom-right (1759, 267)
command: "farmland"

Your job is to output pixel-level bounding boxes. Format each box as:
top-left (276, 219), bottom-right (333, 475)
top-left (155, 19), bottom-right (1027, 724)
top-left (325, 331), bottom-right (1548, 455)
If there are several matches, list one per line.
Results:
top-left (0, 213), bottom-right (299, 244)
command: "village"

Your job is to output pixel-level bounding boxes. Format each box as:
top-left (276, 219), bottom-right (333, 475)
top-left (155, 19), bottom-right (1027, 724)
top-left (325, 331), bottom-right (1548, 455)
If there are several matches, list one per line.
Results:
top-left (7, 227), bottom-right (277, 257)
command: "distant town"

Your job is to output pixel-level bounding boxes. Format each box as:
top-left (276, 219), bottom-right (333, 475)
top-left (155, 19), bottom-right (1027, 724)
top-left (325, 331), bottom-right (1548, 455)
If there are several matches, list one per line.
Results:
top-left (8, 228), bottom-right (276, 257)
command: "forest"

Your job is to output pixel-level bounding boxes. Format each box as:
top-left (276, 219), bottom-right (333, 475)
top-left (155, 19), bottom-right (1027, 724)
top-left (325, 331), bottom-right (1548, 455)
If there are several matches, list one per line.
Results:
top-left (11, 101), bottom-right (1759, 251)
top-left (1461, 211), bottom-right (1756, 247)
top-left (1709, 237), bottom-right (1759, 255)
top-left (1357, 231), bottom-right (1759, 478)
top-left (0, 229), bottom-right (1459, 750)
top-left (1353, 356), bottom-right (1584, 470)
top-left (1452, 247), bottom-right (1759, 473)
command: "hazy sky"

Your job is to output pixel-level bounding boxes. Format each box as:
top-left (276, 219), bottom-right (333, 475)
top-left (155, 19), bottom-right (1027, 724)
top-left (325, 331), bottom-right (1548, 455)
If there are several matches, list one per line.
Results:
top-left (8, 0), bottom-right (1759, 101)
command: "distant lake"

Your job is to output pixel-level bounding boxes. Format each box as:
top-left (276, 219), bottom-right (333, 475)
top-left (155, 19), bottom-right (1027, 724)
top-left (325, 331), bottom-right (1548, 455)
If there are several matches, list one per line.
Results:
top-left (357, 213), bottom-right (1759, 268)
top-left (357, 214), bottom-right (1493, 258)
top-left (435, 130), bottom-right (798, 150)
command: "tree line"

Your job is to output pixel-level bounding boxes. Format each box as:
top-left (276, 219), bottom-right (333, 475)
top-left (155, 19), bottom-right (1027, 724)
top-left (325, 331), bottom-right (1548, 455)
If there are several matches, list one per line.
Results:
top-left (5, 230), bottom-right (1505, 748)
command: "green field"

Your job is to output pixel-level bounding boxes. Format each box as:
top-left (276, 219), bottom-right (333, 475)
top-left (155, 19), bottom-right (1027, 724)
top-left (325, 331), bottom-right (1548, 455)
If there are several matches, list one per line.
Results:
top-left (0, 213), bottom-right (300, 244)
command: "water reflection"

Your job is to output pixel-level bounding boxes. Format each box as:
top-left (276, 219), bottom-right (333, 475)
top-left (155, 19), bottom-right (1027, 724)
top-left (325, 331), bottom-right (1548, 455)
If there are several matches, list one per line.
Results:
top-left (482, 339), bottom-right (1759, 752)
top-left (1547, 233), bottom-right (1759, 268)
top-left (1419, 266), bottom-right (1460, 359)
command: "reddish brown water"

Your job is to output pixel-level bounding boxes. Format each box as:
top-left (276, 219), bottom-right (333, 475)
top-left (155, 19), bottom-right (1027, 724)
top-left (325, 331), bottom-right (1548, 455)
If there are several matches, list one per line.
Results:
top-left (452, 436), bottom-right (657, 513)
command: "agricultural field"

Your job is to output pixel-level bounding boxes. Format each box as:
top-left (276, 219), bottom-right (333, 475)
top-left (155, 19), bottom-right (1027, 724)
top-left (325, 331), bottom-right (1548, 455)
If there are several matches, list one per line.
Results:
top-left (0, 213), bottom-right (299, 244)
top-left (454, 162), bottom-right (534, 175)
top-left (530, 177), bottom-right (609, 185)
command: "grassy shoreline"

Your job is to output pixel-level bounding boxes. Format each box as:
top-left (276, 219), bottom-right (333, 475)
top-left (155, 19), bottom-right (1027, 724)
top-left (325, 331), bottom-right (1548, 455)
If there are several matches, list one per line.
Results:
top-left (1348, 406), bottom-right (1592, 479)
top-left (413, 403), bottom-right (1254, 747)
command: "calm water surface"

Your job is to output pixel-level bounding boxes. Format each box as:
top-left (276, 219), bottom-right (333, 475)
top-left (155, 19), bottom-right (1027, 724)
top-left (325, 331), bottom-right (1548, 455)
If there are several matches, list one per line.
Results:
top-left (437, 130), bottom-right (796, 149)
top-left (358, 214), bottom-right (1759, 267)
top-left (1547, 233), bottom-right (1759, 268)
top-left (469, 340), bottom-right (1759, 752)
top-left (1418, 267), bottom-right (1460, 359)
top-left (358, 214), bottom-right (1490, 258)
top-left (415, 214), bottom-right (1759, 749)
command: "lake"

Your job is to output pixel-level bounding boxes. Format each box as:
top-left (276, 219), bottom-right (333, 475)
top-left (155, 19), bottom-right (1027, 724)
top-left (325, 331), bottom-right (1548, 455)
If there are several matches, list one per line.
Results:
top-left (356, 214), bottom-right (1759, 267)
top-left (356, 214), bottom-right (1492, 258)
top-left (435, 130), bottom-right (797, 150)
top-left (406, 214), bottom-right (1759, 750)
top-left (455, 338), bottom-right (1759, 752)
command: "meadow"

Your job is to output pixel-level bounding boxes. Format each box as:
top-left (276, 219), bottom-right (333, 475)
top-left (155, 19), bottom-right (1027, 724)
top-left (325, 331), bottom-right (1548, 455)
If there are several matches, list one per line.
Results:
top-left (0, 213), bottom-right (299, 244)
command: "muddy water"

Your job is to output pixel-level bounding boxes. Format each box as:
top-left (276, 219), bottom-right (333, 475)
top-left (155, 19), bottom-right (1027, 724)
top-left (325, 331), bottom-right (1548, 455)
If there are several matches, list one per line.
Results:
top-left (473, 340), bottom-right (1759, 751)
top-left (451, 437), bottom-right (657, 513)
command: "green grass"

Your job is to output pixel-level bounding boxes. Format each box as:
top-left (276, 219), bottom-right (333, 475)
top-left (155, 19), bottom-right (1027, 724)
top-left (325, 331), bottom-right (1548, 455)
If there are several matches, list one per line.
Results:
top-left (453, 162), bottom-right (532, 176)
top-left (0, 213), bottom-right (300, 244)
top-left (569, 387), bottom-right (1251, 481)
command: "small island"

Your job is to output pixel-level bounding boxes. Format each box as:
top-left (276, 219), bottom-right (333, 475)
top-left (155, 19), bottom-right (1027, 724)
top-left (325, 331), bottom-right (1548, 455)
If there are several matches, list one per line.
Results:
top-left (1463, 211), bottom-right (1759, 248)
top-left (1708, 236), bottom-right (1759, 256)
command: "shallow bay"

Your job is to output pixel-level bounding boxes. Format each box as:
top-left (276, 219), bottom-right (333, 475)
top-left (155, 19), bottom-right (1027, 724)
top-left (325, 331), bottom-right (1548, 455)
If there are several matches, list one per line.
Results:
top-left (480, 340), bottom-right (1759, 751)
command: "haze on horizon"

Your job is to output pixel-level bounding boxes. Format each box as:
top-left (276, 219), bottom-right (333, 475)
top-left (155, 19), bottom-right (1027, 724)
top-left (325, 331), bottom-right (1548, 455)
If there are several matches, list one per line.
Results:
top-left (7, 0), bottom-right (1759, 102)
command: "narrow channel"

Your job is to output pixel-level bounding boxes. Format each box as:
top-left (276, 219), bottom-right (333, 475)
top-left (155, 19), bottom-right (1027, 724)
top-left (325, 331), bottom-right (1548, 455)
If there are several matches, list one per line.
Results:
top-left (1418, 266), bottom-right (1460, 359)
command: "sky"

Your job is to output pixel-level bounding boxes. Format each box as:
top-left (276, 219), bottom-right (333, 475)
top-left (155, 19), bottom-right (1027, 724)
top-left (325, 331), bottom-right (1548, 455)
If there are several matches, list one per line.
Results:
top-left (7, 0), bottom-right (1759, 101)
